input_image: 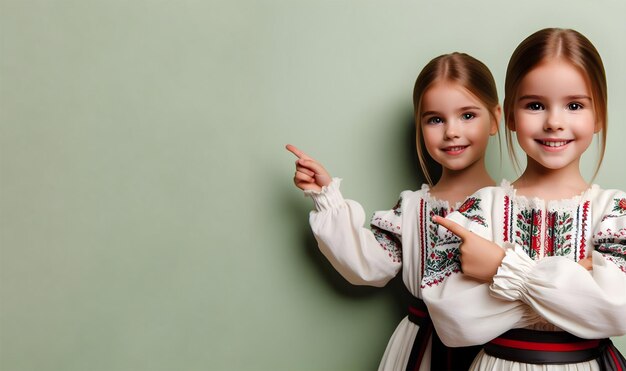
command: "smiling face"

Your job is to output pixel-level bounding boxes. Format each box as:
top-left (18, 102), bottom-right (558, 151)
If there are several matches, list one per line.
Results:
top-left (420, 81), bottom-right (498, 173)
top-left (510, 59), bottom-right (599, 173)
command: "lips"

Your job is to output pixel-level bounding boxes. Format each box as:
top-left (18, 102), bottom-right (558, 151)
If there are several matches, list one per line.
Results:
top-left (442, 145), bottom-right (469, 154)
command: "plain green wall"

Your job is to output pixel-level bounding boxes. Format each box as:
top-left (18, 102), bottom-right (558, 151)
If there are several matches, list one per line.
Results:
top-left (1, 1), bottom-right (625, 370)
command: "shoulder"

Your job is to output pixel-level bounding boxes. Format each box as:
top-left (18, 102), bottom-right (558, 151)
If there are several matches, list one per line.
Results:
top-left (588, 187), bottom-right (626, 214)
top-left (447, 183), bottom-right (511, 233)
top-left (589, 187), bottom-right (626, 224)
top-left (589, 186), bottom-right (626, 203)
top-left (370, 185), bottom-right (432, 227)
top-left (457, 182), bottom-right (510, 210)
top-left (393, 184), bottom-right (434, 210)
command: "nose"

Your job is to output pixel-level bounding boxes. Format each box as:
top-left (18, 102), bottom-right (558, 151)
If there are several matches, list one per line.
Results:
top-left (544, 109), bottom-right (564, 131)
top-left (444, 121), bottom-right (460, 139)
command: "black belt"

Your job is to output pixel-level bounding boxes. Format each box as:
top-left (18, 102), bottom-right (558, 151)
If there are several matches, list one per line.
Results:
top-left (405, 297), bottom-right (481, 371)
top-left (484, 329), bottom-right (626, 370)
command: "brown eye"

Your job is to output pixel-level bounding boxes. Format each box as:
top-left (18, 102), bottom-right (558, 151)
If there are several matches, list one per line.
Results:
top-left (427, 117), bottom-right (444, 125)
top-left (568, 102), bottom-right (583, 110)
top-left (526, 102), bottom-right (544, 111)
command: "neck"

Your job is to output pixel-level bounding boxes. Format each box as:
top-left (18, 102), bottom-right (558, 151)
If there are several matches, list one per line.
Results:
top-left (513, 157), bottom-right (589, 200)
top-left (430, 159), bottom-right (495, 205)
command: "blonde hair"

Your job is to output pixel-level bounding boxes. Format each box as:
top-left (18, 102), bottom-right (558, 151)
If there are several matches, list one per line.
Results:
top-left (503, 28), bottom-right (608, 178)
top-left (413, 52), bottom-right (500, 185)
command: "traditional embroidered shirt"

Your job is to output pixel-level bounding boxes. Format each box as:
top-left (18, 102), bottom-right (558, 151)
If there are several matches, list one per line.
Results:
top-left (306, 178), bottom-right (460, 370)
top-left (421, 181), bottom-right (626, 370)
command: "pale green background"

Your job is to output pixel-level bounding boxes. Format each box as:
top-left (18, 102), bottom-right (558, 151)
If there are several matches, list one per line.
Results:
top-left (1, 1), bottom-right (625, 370)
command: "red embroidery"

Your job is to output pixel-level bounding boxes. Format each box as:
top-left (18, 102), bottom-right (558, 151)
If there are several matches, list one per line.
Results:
top-left (580, 201), bottom-right (590, 260)
top-left (544, 212), bottom-right (555, 257)
top-left (532, 211), bottom-right (542, 256)
top-left (503, 196), bottom-right (510, 242)
top-left (420, 199), bottom-right (425, 281)
top-left (457, 197), bottom-right (487, 227)
top-left (458, 198), bottom-right (475, 213)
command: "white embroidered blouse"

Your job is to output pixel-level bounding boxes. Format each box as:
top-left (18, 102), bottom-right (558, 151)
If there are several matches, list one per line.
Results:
top-left (421, 181), bottom-right (626, 348)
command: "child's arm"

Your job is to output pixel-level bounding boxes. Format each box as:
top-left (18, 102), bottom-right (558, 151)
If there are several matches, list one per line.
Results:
top-left (489, 245), bottom-right (626, 338)
top-left (488, 190), bottom-right (626, 338)
top-left (287, 145), bottom-right (402, 286)
top-left (307, 181), bottom-right (403, 286)
top-left (429, 191), bottom-right (626, 341)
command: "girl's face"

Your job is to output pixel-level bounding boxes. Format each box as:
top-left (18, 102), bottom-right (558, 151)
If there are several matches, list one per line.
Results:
top-left (510, 59), bottom-right (599, 173)
top-left (420, 81), bottom-right (498, 172)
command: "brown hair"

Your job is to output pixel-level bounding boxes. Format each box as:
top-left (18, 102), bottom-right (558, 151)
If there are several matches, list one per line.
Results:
top-left (503, 28), bottom-right (608, 178)
top-left (413, 52), bottom-right (500, 185)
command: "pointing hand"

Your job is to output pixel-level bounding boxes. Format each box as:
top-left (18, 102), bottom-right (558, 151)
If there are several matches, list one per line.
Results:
top-left (286, 144), bottom-right (332, 192)
top-left (433, 215), bottom-right (505, 282)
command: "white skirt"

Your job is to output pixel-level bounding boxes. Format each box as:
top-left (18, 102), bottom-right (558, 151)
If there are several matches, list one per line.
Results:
top-left (469, 349), bottom-right (600, 371)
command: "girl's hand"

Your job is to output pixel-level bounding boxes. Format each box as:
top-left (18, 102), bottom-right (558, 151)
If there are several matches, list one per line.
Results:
top-left (433, 215), bottom-right (505, 282)
top-left (285, 144), bottom-right (332, 192)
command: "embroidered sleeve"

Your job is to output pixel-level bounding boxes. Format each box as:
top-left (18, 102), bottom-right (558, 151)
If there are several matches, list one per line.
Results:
top-left (370, 197), bottom-right (403, 264)
top-left (594, 195), bottom-right (626, 273)
top-left (306, 178), bottom-right (402, 286)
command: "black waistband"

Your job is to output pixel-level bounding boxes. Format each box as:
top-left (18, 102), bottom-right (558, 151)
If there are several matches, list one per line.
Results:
top-left (484, 329), bottom-right (605, 365)
top-left (405, 297), bottom-right (481, 371)
top-left (407, 297), bottom-right (429, 326)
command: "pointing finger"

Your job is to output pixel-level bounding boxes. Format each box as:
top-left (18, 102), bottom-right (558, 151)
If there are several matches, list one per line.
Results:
top-left (285, 144), bottom-right (312, 160)
top-left (432, 215), bottom-right (470, 239)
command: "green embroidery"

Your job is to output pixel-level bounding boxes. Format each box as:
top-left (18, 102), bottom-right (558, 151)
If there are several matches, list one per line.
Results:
top-left (515, 208), bottom-right (541, 259)
top-left (545, 211), bottom-right (573, 257)
top-left (457, 197), bottom-right (487, 227)
top-left (602, 198), bottom-right (626, 221)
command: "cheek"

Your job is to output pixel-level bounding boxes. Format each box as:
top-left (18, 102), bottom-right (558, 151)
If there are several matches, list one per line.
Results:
top-left (562, 112), bottom-right (596, 144)
top-left (577, 125), bottom-right (596, 144)
top-left (512, 111), bottom-right (536, 132)
top-left (421, 128), bottom-right (441, 156)
top-left (513, 121), bottom-right (535, 142)
top-left (470, 122), bottom-right (495, 145)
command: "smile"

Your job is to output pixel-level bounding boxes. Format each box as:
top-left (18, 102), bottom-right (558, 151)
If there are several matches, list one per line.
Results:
top-left (442, 145), bottom-right (468, 154)
top-left (535, 139), bottom-right (573, 148)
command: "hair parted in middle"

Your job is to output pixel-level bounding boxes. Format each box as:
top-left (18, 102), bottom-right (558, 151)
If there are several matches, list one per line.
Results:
top-left (503, 28), bottom-right (608, 178)
top-left (412, 52), bottom-right (500, 185)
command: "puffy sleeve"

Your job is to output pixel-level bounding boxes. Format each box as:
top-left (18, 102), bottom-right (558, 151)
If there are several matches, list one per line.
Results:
top-left (422, 187), bottom-right (540, 347)
top-left (489, 189), bottom-right (626, 339)
top-left (306, 178), bottom-right (402, 287)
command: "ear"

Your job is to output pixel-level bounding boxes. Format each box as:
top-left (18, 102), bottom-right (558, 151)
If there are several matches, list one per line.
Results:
top-left (490, 105), bottom-right (502, 135)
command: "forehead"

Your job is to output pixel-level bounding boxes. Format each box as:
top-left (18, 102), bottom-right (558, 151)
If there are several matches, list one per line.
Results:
top-left (421, 81), bottom-right (484, 109)
top-left (518, 59), bottom-right (590, 96)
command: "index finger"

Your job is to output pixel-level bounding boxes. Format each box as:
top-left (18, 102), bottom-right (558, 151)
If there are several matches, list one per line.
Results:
top-left (432, 215), bottom-right (470, 239)
top-left (285, 144), bottom-right (312, 160)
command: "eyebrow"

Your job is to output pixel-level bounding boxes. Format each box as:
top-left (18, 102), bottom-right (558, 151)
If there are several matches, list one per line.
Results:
top-left (518, 94), bottom-right (592, 101)
top-left (459, 105), bottom-right (481, 111)
top-left (421, 106), bottom-right (481, 118)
